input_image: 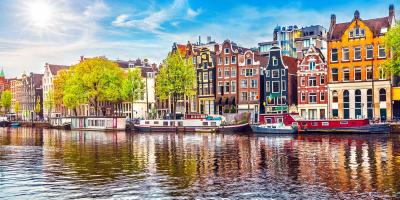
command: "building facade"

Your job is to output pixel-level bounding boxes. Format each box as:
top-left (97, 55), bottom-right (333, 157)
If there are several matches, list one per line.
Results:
top-left (260, 46), bottom-right (298, 115)
top-left (297, 45), bottom-right (328, 119)
top-left (196, 47), bottom-right (216, 115)
top-left (10, 78), bottom-right (22, 116)
top-left (295, 25), bottom-right (328, 60)
top-left (21, 73), bottom-right (44, 121)
top-left (259, 25), bottom-right (302, 57)
top-left (327, 7), bottom-right (395, 120)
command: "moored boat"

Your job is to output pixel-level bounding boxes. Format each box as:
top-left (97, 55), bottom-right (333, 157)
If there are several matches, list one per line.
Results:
top-left (251, 123), bottom-right (297, 134)
top-left (134, 119), bottom-right (222, 132)
top-left (218, 123), bottom-right (251, 132)
top-left (10, 122), bottom-right (20, 128)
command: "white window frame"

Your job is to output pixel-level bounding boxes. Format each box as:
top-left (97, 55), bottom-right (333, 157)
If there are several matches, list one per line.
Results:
top-left (224, 57), bottom-right (229, 65)
top-left (272, 81), bottom-right (280, 93)
top-left (320, 92), bottom-right (325, 101)
top-left (282, 80), bottom-right (286, 91)
top-left (331, 48), bottom-right (338, 62)
top-left (309, 93), bottom-right (317, 103)
top-left (366, 66), bottom-right (373, 80)
top-left (231, 56), bottom-right (236, 64)
top-left (342, 48), bottom-right (349, 61)
top-left (320, 75), bottom-right (325, 85)
top-left (231, 81), bottom-right (236, 93)
top-left (224, 48), bottom-right (230, 54)
top-left (231, 67), bottom-right (236, 77)
top-left (309, 61), bottom-right (316, 70)
top-left (266, 70), bottom-right (270, 77)
top-left (354, 67), bottom-right (362, 81)
top-left (308, 76), bottom-right (316, 87)
top-left (354, 46), bottom-right (361, 61)
top-left (301, 92), bottom-right (305, 102)
top-left (272, 57), bottom-right (278, 66)
top-left (266, 81), bottom-right (270, 92)
top-left (366, 45), bottom-right (373, 59)
top-left (343, 68), bottom-right (350, 82)
top-left (272, 69), bottom-right (279, 78)
top-left (281, 69), bottom-right (285, 76)
top-left (378, 45), bottom-right (386, 58)
top-left (301, 77), bottom-right (305, 86)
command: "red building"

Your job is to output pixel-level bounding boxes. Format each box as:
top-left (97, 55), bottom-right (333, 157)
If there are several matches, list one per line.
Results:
top-left (214, 40), bottom-right (244, 114)
top-left (297, 45), bottom-right (328, 119)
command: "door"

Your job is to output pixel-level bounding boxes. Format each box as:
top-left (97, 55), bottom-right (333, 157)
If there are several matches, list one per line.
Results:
top-left (380, 109), bottom-right (387, 122)
top-left (320, 109), bottom-right (325, 119)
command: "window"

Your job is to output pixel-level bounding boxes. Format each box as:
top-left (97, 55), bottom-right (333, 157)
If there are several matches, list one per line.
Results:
top-left (224, 48), bottom-right (229, 54)
top-left (366, 67), bottom-right (373, 80)
top-left (266, 81), bottom-right (270, 92)
top-left (272, 57), bottom-right (278, 66)
top-left (354, 67), bottom-right (362, 81)
top-left (354, 46), bottom-right (361, 60)
top-left (366, 45), bottom-right (373, 59)
top-left (349, 30), bottom-right (354, 38)
top-left (272, 70), bottom-right (279, 78)
top-left (231, 81), bottom-right (236, 93)
top-left (301, 77), bottom-right (306, 86)
top-left (320, 92), bottom-right (325, 101)
top-left (331, 48), bottom-right (338, 62)
top-left (250, 92), bottom-right (257, 101)
top-left (231, 67), bottom-right (236, 77)
top-left (225, 57), bottom-right (229, 65)
top-left (309, 93), bottom-right (317, 103)
top-left (343, 68), bottom-right (350, 81)
top-left (343, 90), bottom-right (350, 119)
top-left (303, 39), bottom-right (310, 47)
top-left (360, 29), bottom-right (365, 37)
top-left (367, 89), bottom-right (373, 119)
top-left (355, 90), bottom-right (362, 118)
top-left (281, 69), bottom-right (285, 76)
top-left (308, 77), bottom-right (316, 86)
top-left (379, 88), bottom-right (386, 102)
top-left (218, 57), bottom-right (222, 64)
top-left (224, 82), bottom-right (230, 93)
top-left (342, 48), bottom-right (349, 61)
top-left (250, 80), bottom-right (257, 88)
top-left (245, 69), bottom-right (254, 76)
top-left (301, 92), bottom-right (306, 102)
top-left (218, 82), bottom-right (223, 94)
top-left (320, 75), bottom-right (325, 84)
top-left (378, 45), bottom-right (386, 58)
top-left (379, 67), bottom-right (386, 80)
top-left (224, 68), bottom-right (230, 77)
top-left (266, 70), bottom-right (270, 77)
top-left (203, 72), bottom-right (208, 81)
top-left (332, 91), bottom-right (338, 103)
top-left (246, 58), bottom-right (252, 65)
top-left (309, 62), bottom-right (316, 70)
top-left (282, 80), bottom-right (286, 91)
top-left (231, 56), bottom-right (236, 64)
top-left (241, 92), bottom-right (247, 101)
top-left (241, 80), bottom-right (247, 88)
top-left (218, 68), bottom-right (222, 78)
top-left (272, 81), bottom-right (280, 93)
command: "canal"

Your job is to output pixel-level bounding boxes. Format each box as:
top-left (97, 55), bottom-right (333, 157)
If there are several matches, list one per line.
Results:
top-left (1, 128), bottom-right (400, 199)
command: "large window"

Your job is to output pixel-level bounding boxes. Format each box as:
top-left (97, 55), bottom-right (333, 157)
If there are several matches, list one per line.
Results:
top-left (241, 80), bottom-right (247, 88)
top-left (224, 82), bottom-right (230, 93)
top-left (272, 69), bottom-right (279, 78)
top-left (246, 58), bottom-right (252, 65)
top-left (225, 57), bottom-right (229, 65)
top-left (343, 67), bottom-right (350, 81)
top-left (231, 81), bottom-right (236, 93)
top-left (367, 89), bottom-right (373, 119)
top-left (332, 90), bottom-right (338, 103)
top-left (366, 45), bottom-right (373, 59)
top-left (245, 69), bottom-right (254, 76)
top-left (355, 90), bottom-right (362, 118)
top-left (366, 67), bottom-right (373, 80)
top-left (379, 88), bottom-right (386, 102)
top-left (250, 92), bottom-right (257, 101)
top-left (378, 45), bottom-right (386, 58)
top-left (331, 48), bottom-right (338, 62)
top-left (250, 80), bottom-right (257, 88)
top-left (343, 90), bottom-right (350, 119)
top-left (320, 75), bottom-right (325, 84)
top-left (231, 56), bottom-right (236, 64)
top-left (203, 72), bottom-right (208, 81)
top-left (218, 69), bottom-right (222, 78)
top-left (354, 67), bottom-right (362, 81)
top-left (309, 62), bottom-right (316, 70)
top-left (320, 92), bottom-right (325, 101)
top-left (308, 77), bottom-right (316, 86)
top-left (309, 93), bottom-right (317, 103)
top-left (224, 48), bottom-right (229, 54)
top-left (354, 46), bottom-right (361, 60)
top-left (231, 67), bottom-right (236, 77)
top-left (218, 57), bottom-right (222, 64)
top-left (272, 57), bottom-right (278, 66)
top-left (224, 68), bottom-right (230, 77)
top-left (218, 82), bottom-right (223, 94)
top-left (342, 48), bottom-right (349, 61)
top-left (332, 68), bottom-right (338, 82)
top-left (282, 80), bottom-right (286, 91)
top-left (241, 92), bottom-right (247, 101)
top-left (301, 92), bottom-right (305, 102)
top-left (272, 81), bottom-right (280, 93)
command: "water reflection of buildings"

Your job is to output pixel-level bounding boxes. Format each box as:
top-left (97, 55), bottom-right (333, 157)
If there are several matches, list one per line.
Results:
top-left (2, 129), bottom-right (400, 198)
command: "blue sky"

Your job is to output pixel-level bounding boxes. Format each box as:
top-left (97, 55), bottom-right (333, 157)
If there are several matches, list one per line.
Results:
top-left (0, 0), bottom-right (397, 77)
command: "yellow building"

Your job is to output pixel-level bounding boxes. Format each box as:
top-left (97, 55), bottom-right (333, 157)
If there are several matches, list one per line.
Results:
top-left (327, 6), bottom-right (396, 120)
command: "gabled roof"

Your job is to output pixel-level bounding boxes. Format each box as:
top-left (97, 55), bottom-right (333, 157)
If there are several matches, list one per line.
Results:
top-left (47, 64), bottom-right (69, 75)
top-left (329, 16), bottom-right (390, 41)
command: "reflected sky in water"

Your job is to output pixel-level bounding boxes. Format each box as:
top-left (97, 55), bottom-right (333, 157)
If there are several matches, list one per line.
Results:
top-left (1, 128), bottom-right (400, 199)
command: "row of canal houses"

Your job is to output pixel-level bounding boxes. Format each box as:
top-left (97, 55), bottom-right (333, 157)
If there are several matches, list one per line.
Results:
top-left (158, 4), bottom-right (400, 122)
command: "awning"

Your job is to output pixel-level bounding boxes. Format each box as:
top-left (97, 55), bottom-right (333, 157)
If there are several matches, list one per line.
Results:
top-left (393, 87), bottom-right (400, 100)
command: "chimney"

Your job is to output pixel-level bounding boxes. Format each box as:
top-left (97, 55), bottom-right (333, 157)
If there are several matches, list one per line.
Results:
top-left (389, 4), bottom-right (395, 19)
top-left (80, 55), bottom-right (84, 62)
top-left (354, 10), bottom-right (360, 19)
top-left (330, 14), bottom-right (336, 27)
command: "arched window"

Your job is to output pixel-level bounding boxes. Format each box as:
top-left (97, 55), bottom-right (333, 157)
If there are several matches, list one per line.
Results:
top-left (367, 89), bottom-right (373, 119)
top-left (343, 90), bottom-right (350, 119)
top-left (379, 88), bottom-right (386, 102)
top-left (355, 90), bottom-right (361, 118)
top-left (332, 91), bottom-right (338, 103)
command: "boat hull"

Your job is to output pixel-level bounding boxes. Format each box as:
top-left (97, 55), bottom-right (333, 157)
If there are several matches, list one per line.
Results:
top-left (251, 125), bottom-right (297, 134)
top-left (218, 123), bottom-right (251, 133)
top-left (134, 125), bottom-right (219, 133)
top-left (299, 124), bottom-right (391, 133)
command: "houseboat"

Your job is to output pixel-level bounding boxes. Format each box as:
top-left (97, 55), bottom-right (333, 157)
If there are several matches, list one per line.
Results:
top-left (259, 113), bottom-right (390, 133)
top-left (251, 123), bottom-right (297, 134)
top-left (51, 116), bottom-right (127, 131)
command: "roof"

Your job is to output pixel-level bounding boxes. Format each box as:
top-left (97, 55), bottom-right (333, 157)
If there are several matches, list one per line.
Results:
top-left (282, 56), bottom-right (298, 74)
top-left (48, 64), bottom-right (69, 75)
top-left (176, 44), bottom-right (187, 55)
top-left (329, 17), bottom-right (390, 41)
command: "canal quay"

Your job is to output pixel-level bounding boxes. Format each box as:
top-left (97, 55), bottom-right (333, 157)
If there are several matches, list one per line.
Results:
top-left (1, 128), bottom-right (400, 199)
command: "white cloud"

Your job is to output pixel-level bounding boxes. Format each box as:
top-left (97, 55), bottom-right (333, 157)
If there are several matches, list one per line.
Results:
top-left (83, 0), bottom-right (110, 19)
top-left (186, 8), bottom-right (201, 18)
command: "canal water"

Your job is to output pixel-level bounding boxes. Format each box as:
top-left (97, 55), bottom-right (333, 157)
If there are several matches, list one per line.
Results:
top-left (1, 128), bottom-right (400, 199)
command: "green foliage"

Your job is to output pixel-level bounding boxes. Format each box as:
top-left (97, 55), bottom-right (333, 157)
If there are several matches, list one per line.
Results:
top-left (224, 108), bottom-right (230, 114)
top-left (14, 102), bottom-right (20, 115)
top-left (384, 23), bottom-right (400, 75)
top-left (121, 68), bottom-right (145, 103)
top-left (230, 106), bottom-right (236, 113)
top-left (54, 69), bottom-right (69, 106)
top-left (1, 90), bottom-right (12, 113)
top-left (156, 52), bottom-right (196, 119)
top-left (34, 96), bottom-right (41, 115)
top-left (44, 89), bottom-right (55, 118)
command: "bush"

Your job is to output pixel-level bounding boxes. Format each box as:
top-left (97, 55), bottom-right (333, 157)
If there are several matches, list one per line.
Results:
top-left (224, 108), bottom-right (230, 114)
top-left (230, 106), bottom-right (236, 113)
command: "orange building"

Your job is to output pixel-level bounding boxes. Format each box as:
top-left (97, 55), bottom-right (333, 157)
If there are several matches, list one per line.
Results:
top-left (327, 6), bottom-right (396, 120)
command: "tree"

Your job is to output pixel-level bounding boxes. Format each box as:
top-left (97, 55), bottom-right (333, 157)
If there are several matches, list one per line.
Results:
top-left (1, 91), bottom-right (12, 114)
top-left (156, 52), bottom-right (196, 119)
top-left (384, 22), bottom-right (400, 75)
top-left (44, 89), bottom-right (55, 120)
top-left (34, 96), bottom-right (41, 120)
top-left (14, 102), bottom-right (20, 120)
top-left (121, 68), bottom-right (145, 117)
top-left (63, 58), bottom-right (126, 116)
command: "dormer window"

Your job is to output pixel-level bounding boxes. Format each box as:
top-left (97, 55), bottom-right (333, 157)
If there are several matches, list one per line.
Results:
top-left (128, 63), bottom-right (134, 68)
top-left (224, 48), bottom-right (229, 54)
top-left (349, 28), bottom-right (365, 38)
top-left (272, 57), bottom-right (278, 66)
top-left (309, 62), bottom-right (316, 70)
top-left (246, 58), bottom-right (252, 65)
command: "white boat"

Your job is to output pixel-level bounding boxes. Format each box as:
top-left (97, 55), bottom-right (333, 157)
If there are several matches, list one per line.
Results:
top-left (135, 119), bottom-right (222, 132)
top-left (251, 123), bottom-right (297, 134)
